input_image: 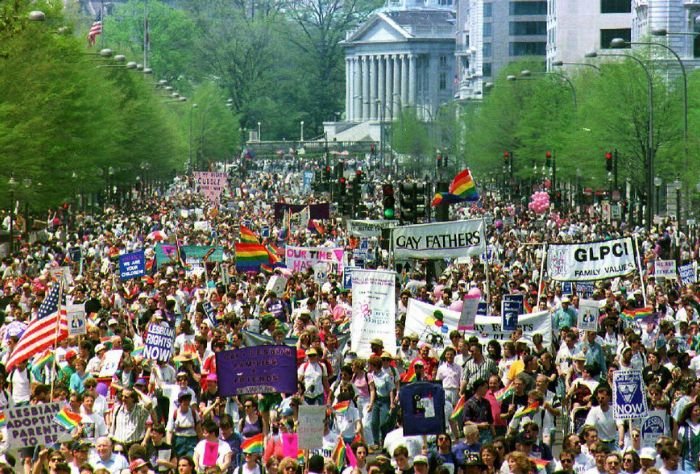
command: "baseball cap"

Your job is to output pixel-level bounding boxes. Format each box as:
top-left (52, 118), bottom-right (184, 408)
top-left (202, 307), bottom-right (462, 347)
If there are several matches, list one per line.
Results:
top-left (65, 350), bottom-right (78, 361)
top-left (129, 458), bottom-right (149, 472)
top-left (640, 447), bottom-right (656, 460)
top-left (414, 455), bottom-right (429, 465)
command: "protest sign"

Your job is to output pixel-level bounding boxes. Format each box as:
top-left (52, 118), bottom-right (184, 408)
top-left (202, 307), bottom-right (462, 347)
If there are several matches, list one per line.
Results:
top-left (641, 410), bottom-right (667, 448)
top-left (459, 293), bottom-right (480, 329)
top-left (274, 203), bottom-right (330, 221)
top-left (546, 238), bottom-right (637, 281)
top-left (66, 304), bottom-right (86, 336)
top-left (6, 403), bottom-right (66, 449)
top-left (343, 266), bottom-right (358, 289)
top-left (298, 405), bottom-right (326, 450)
top-left (216, 346), bottom-right (297, 396)
top-left (266, 275), bottom-right (288, 296)
top-left (405, 299), bottom-right (551, 349)
top-left (181, 245), bottom-right (225, 263)
top-left (347, 219), bottom-right (399, 238)
top-left (118, 250), bottom-right (146, 281)
top-left (501, 294), bottom-right (523, 332)
top-left (144, 323), bottom-right (176, 362)
top-left (285, 246), bottom-right (344, 275)
top-left (612, 370), bottom-right (648, 420)
top-left (201, 302), bottom-right (218, 328)
top-left (392, 219), bottom-right (485, 259)
top-left (562, 281), bottom-right (573, 296)
top-left (99, 350), bottom-right (124, 378)
top-left (350, 269), bottom-right (396, 358)
top-left (679, 263), bottom-right (696, 285)
top-left (578, 299), bottom-right (600, 332)
top-left (193, 172), bottom-right (228, 205)
top-left (655, 260), bottom-right (677, 279)
top-left (400, 382), bottom-right (446, 436)
top-left (576, 281), bottom-right (595, 298)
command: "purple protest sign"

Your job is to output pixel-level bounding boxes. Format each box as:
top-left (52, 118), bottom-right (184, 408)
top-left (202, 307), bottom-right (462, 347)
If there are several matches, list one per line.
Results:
top-left (215, 345), bottom-right (298, 396)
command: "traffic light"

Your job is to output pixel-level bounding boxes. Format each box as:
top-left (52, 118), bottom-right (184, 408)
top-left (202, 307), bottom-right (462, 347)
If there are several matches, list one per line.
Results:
top-left (370, 143), bottom-right (376, 155)
top-left (350, 171), bottom-right (362, 217)
top-left (382, 184), bottom-right (395, 219)
top-left (399, 183), bottom-right (416, 224)
top-left (323, 165), bottom-right (331, 182)
top-left (415, 183), bottom-right (427, 221)
top-left (435, 181), bottom-right (449, 222)
top-left (443, 154), bottom-right (448, 168)
top-left (337, 177), bottom-right (347, 215)
top-left (545, 151), bottom-right (552, 168)
top-left (605, 151), bottom-right (613, 172)
top-left (336, 161), bottom-right (344, 179)
top-left (503, 151), bottom-right (510, 165)
top-left (436, 153), bottom-right (442, 168)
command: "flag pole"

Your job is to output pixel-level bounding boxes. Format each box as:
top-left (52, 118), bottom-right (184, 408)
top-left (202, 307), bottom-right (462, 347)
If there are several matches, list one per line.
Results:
top-left (481, 214), bottom-right (491, 313)
top-left (50, 279), bottom-right (65, 401)
top-left (633, 235), bottom-right (647, 307)
top-left (536, 243), bottom-right (547, 307)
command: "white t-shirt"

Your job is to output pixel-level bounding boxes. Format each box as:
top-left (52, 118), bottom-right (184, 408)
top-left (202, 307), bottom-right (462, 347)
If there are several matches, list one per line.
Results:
top-left (194, 438), bottom-right (232, 470)
top-left (334, 406), bottom-right (360, 439)
top-left (298, 362), bottom-right (326, 399)
top-left (10, 367), bottom-right (31, 403)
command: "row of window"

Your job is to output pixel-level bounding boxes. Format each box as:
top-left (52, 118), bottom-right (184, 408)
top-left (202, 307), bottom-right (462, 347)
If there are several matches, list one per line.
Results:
top-left (483, 21), bottom-right (548, 37)
top-left (483, 0), bottom-right (630, 17)
top-left (481, 41), bottom-right (546, 58)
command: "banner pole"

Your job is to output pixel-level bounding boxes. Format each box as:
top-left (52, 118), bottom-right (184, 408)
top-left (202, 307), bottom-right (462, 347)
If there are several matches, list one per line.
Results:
top-left (536, 243), bottom-right (547, 306)
top-left (633, 236), bottom-right (648, 307)
top-left (389, 228), bottom-right (395, 272)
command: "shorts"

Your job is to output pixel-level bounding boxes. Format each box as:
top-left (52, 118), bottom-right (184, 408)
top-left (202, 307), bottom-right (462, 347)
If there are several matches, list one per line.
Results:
top-left (258, 393), bottom-right (283, 412)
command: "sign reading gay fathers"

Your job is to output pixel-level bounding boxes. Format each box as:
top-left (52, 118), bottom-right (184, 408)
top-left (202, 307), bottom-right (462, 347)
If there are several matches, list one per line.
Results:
top-left (216, 346), bottom-right (297, 397)
top-left (391, 219), bottom-right (485, 259)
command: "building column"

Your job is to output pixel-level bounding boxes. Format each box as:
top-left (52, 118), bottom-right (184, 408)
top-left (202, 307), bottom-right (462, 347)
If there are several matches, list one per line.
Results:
top-left (345, 57), bottom-right (351, 121)
top-left (393, 54), bottom-right (401, 117)
top-left (362, 55), bottom-right (370, 120)
top-left (408, 53), bottom-right (416, 106)
top-left (401, 54), bottom-right (409, 109)
top-left (378, 55), bottom-right (386, 121)
top-left (353, 57), bottom-right (362, 122)
top-left (384, 55), bottom-right (392, 118)
top-left (369, 55), bottom-right (377, 120)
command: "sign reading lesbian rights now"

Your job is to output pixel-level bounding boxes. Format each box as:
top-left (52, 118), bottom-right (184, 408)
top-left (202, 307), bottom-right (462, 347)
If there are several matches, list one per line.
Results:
top-left (144, 323), bottom-right (176, 362)
top-left (118, 250), bottom-right (146, 281)
top-left (285, 246), bottom-right (344, 274)
top-left (216, 345), bottom-right (297, 397)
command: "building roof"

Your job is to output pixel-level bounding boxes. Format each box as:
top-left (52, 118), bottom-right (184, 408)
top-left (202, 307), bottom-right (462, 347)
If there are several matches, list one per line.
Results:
top-left (344, 9), bottom-right (455, 44)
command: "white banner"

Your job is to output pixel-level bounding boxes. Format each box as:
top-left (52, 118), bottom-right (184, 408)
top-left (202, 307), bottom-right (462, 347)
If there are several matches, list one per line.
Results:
top-left (351, 269), bottom-right (396, 357)
top-left (347, 219), bottom-right (399, 237)
top-left (391, 219), bottom-right (485, 260)
top-left (405, 299), bottom-right (551, 350)
top-left (284, 246), bottom-right (345, 275)
top-left (655, 260), bottom-right (677, 279)
top-left (546, 237), bottom-right (637, 281)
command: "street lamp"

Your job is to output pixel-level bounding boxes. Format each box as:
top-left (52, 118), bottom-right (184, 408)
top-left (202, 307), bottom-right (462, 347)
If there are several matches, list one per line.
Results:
top-left (520, 70), bottom-right (577, 109)
top-left (551, 60), bottom-right (601, 72)
top-left (7, 177), bottom-right (16, 255)
top-left (189, 103), bottom-right (198, 172)
top-left (586, 51), bottom-right (654, 229)
top-left (674, 178), bottom-right (682, 221)
top-left (257, 122), bottom-right (261, 142)
top-left (654, 177), bottom-right (662, 216)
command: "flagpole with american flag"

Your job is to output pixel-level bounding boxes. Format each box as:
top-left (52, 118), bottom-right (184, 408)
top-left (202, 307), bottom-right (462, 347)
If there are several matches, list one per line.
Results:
top-left (87, 18), bottom-right (102, 47)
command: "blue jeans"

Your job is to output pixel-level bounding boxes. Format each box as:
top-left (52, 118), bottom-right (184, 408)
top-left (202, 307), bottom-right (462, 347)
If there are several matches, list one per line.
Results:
top-left (304, 395), bottom-right (324, 406)
top-left (371, 397), bottom-right (391, 446)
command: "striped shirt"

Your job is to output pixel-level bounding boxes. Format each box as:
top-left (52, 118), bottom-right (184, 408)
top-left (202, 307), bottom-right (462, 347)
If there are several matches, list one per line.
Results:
top-left (110, 401), bottom-right (152, 444)
top-left (461, 357), bottom-right (498, 389)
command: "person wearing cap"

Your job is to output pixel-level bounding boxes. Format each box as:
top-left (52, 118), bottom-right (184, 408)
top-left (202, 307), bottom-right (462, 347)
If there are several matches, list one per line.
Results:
top-left (412, 455), bottom-right (429, 474)
top-left (639, 447), bottom-right (656, 471)
top-left (129, 458), bottom-right (151, 474)
top-left (68, 441), bottom-right (91, 473)
top-left (193, 419), bottom-right (232, 473)
top-left (553, 297), bottom-right (577, 333)
top-left (199, 374), bottom-right (223, 419)
top-left (368, 338), bottom-right (384, 358)
top-left (298, 348), bottom-right (329, 405)
top-left (167, 390), bottom-right (199, 458)
top-left (410, 344), bottom-right (438, 381)
top-left (55, 349), bottom-right (79, 388)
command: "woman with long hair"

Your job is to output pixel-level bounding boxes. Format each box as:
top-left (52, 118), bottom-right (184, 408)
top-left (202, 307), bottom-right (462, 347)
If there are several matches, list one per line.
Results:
top-left (504, 451), bottom-right (532, 474)
top-left (479, 444), bottom-right (501, 474)
top-left (675, 401), bottom-right (700, 472)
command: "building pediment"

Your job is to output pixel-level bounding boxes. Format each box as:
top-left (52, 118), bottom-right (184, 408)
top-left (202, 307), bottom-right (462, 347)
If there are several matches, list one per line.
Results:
top-left (345, 13), bottom-right (411, 44)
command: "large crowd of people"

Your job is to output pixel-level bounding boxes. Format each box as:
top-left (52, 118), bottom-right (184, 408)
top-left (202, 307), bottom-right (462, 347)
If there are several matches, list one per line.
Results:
top-left (0, 161), bottom-right (697, 474)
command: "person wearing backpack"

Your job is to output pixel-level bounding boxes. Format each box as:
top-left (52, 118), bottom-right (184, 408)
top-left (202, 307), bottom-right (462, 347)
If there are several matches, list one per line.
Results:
top-left (298, 348), bottom-right (329, 405)
top-left (167, 391), bottom-right (200, 458)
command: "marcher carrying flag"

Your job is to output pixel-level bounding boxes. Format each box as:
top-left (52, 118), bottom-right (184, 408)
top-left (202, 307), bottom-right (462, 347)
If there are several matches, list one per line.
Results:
top-left (431, 169), bottom-right (480, 206)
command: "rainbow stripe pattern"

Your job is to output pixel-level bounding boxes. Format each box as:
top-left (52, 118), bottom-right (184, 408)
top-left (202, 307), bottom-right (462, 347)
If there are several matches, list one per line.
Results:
top-left (240, 225), bottom-right (260, 244)
top-left (495, 383), bottom-right (514, 402)
top-left (131, 346), bottom-right (145, 358)
top-left (54, 408), bottom-right (82, 430)
top-left (241, 433), bottom-right (264, 454)
top-left (0, 411), bottom-right (6, 428)
top-left (32, 350), bottom-right (54, 370)
top-left (450, 396), bottom-right (466, 421)
top-left (296, 450), bottom-right (305, 464)
top-left (621, 307), bottom-right (653, 322)
top-left (400, 366), bottom-right (417, 383)
top-left (513, 402), bottom-right (540, 419)
top-left (431, 169), bottom-right (479, 206)
top-left (235, 242), bottom-right (270, 272)
top-left (333, 400), bottom-right (350, 414)
top-left (331, 437), bottom-right (346, 469)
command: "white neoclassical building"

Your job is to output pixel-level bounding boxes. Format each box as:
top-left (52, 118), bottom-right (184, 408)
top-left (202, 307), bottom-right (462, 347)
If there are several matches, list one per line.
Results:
top-left (323, 0), bottom-right (456, 142)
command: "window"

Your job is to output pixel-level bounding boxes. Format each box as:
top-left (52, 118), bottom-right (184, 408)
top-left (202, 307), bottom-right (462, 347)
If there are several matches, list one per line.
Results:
top-left (440, 55), bottom-right (447, 68)
top-left (439, 72), bottom-right (447, 90)
top-left (509, 1), bottom-right (547, 15)
top-left (601, 0), bottom-right (631, 13)
top-left (509, 41), bottom-right (546, 56)
top-left (509, 21), bottom-right (546, 35)
top-left (483, 22), bottom-right (492, 37)
top-left (600, 28), bottom-right (631, 49)
top-left (484, 3), bottom-right (492, 17)
top-left (483, 63), bottom-right (492, 77)
top-left (483, 42), bottom-right (492, 57)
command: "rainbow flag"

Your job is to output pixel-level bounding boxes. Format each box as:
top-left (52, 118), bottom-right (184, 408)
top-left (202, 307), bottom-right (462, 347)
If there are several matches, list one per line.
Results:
top-left (431, 169), bottom-right (479, 207)
top-left (235, 242), bottom-right (270, 272)
top-left (265, 243), bottom-right (281, 265)
top-left (513, 402), bottom-right (540, 419)
top-left (0, 411), bottom-right (6, 428)
top-left (495, 383), bottom-right (514, 402)
top-left (131, 346), bottom-right (145, 358)
top-left (240, 225), bottom-right (260, 244)
top-left (333, 400), bottom-right (350, 414)
top-left (400, 366), bottom-right (417, 383)
top-left (241, 433), bottom-right (264, 454)
top-left (331, 437), bottom-right (346, 469)
top-left (296, 450), bottom-right (305, 464)
top-left (530, 458), bottom-right (549, 471)
top-left (621, 307), bottom-right (653, 322)
top-left (32, 350), bottom-right (54, 371)
top-left (450, 396), bottom-right (466, 421)
top-left (54, 408), bottom-right (82, 430)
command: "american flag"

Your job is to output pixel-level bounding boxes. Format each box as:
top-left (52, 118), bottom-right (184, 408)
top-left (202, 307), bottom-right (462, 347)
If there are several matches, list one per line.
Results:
top-left (6, 284), bottom-right (68, 372)
top-left (87, 20), bottom-right (102, 46)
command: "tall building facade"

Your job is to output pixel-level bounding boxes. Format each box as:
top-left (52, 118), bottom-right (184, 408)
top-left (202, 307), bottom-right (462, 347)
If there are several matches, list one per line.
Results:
top-left (633, 0), bottom-right (700, 59)
top-left (546, 1), bottom-right (633, 70)
top-left (457, 0), bottom-right (548, 100)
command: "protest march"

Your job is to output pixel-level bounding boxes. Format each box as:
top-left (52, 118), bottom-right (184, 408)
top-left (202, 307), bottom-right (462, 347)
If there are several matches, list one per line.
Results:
top-left (0, 161), bottom-right (697, 474)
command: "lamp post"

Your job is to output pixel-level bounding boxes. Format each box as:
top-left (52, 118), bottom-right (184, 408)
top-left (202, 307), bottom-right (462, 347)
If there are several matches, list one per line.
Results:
top-left (551, 60), bottom-right (601, 72)
top-left (519, 70), bottom-right (577, 109)
top-left (612, 36), bottom-right (688, 225)
top-left (22, 178), bottom-right (31, 236)
top-left (257, 122), bottom-right (261, 142)
top-left (654, 176), bottom-right (662, 216)
top-left (576, 168), bottom-right (582, 207)
top-left (586, 51), bottom-right (654, 229)
top-left (300, 121), bottom-right (304, 142)
top-left (7, 177), bottom-right (16, 255)
top-left (674, 178), bottom-right (682, 222)
top-left (189, 103), bottom-right (197, 172)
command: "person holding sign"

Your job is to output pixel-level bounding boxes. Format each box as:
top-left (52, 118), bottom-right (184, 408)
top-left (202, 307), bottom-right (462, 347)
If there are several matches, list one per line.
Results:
top-left (193, 420), bottom-right (232, 473)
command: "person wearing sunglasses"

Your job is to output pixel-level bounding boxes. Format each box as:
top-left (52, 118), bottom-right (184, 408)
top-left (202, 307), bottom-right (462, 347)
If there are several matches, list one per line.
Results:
top-left (556, 450), bottom-right (576, 474)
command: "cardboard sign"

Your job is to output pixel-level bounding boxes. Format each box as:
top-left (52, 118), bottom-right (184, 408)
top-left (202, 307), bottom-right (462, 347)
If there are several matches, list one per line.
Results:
top-left (6, 402), bottom-right (66, 449)
top-left (459, 293), bottom-right (480, 330)
top-left (641, 410), bottom-right (667, 448)
top-left (612, 370), bottom-right (648, 420)
top-left (118, 250), bottom-right (146, 281)
top-left (400, 382), bottom-right (446, 436)
top-left (577, 299), bottom-right (600, 332)
top-left (297, 405), bottom-right (326, 450)
top-left (66, 304), bottom-right (87, 336)
top-left (655, 260), bottom-right (677, 279)
top-left (342, 266), bottom-right (358, 289)
top-left (201, 302), bottom-right (218, 328)
top-left (350, 270), bottom-right (396, 358)
top-left (501, 294), bottom-right (524, 332)
top-left (144, 323), bottom-right (176, 362)
top-left (99, 349), bottom-right (123, 378)
top-left (266, 275), bottom-right (288, 297)
top-left (679, 263), bottom-right (697, 285)
top-left (215, 346), bottom-right (297, 396)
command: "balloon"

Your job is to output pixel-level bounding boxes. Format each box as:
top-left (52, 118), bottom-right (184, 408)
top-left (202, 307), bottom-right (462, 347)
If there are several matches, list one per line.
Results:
top-left (449, 300), bottom-right (463, 312)
top-left (96, 382), bottom-right (109, 397)
top-left (424, 316), bottom-right (436, 325)
top-left (435, 320), bottom-right (443, 327)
